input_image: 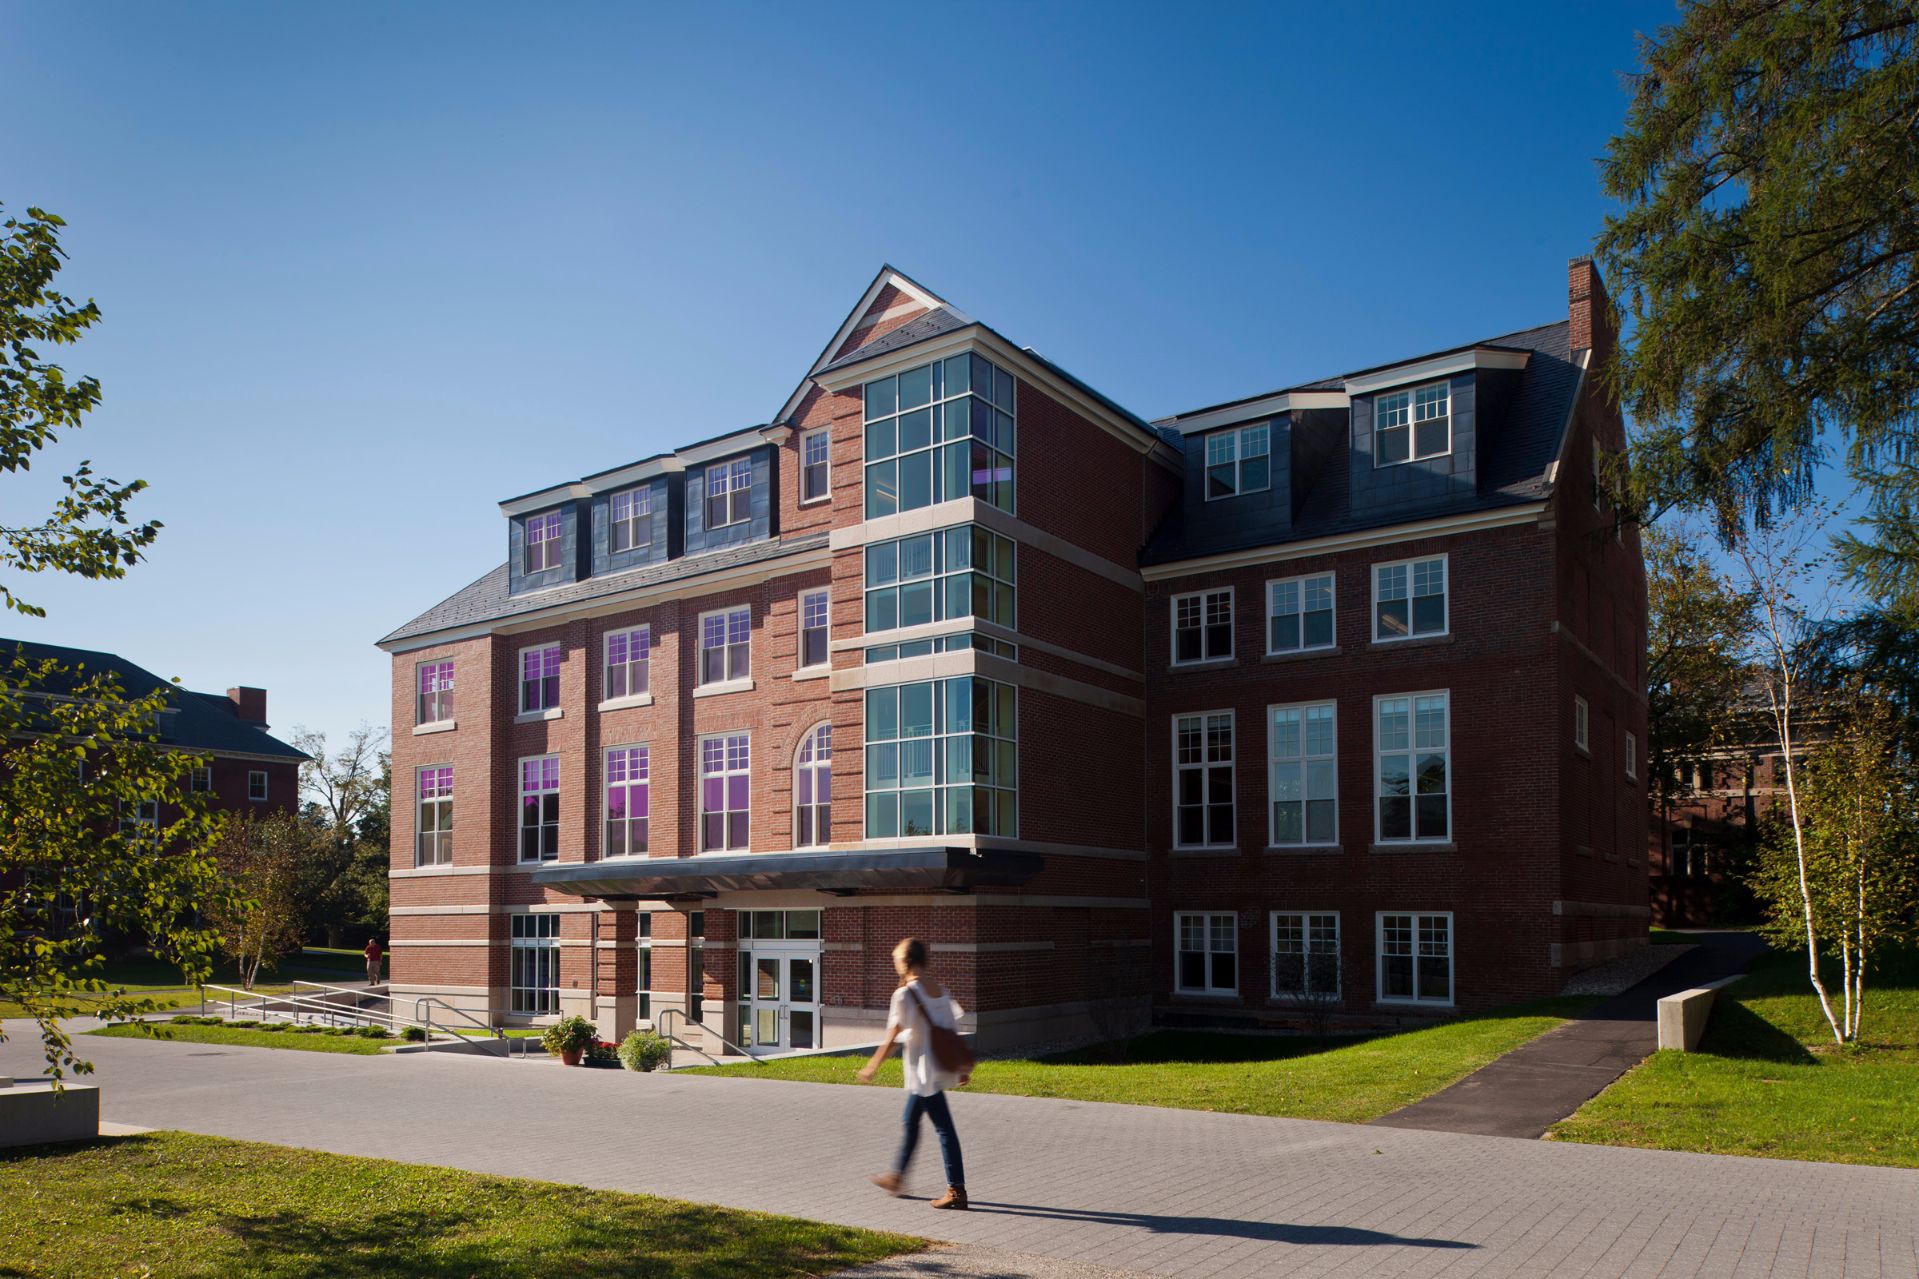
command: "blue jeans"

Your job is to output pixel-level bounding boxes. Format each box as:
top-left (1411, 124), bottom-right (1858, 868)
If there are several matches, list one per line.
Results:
top-left (895, 1089), bottom-right (965, 1190)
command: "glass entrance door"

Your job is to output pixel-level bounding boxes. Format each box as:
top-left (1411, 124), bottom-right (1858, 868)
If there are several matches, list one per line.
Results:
top-left (738, 950), bottom-right (819, 1050)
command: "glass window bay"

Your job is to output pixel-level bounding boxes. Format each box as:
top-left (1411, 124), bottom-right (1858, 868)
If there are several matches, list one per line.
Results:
top-left (865, 525), bottom-right (1015, 634)
top-left (864, 353), bottom-right (1015, 518)
top-left (865, 676), bottom-right (1016, 839)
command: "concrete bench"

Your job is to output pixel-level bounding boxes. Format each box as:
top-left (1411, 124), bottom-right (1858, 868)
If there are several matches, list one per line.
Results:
top-left (1656, 976), bottom-right (1743, 1052)
top-left (0, 1080), bottom-right (99, 1147)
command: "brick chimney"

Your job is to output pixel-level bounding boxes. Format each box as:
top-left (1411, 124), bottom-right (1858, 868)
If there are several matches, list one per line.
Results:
top-left (1568, 255), bottom-right (1615, 370)
top-left (227, 686), bottom-right (267, 724)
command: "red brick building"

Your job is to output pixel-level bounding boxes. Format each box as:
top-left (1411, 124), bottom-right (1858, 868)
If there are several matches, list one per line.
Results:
top-left (378, 260), bottom-right (1647, 1049)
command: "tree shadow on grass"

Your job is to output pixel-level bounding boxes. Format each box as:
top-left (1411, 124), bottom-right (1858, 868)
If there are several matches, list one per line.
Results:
top-left (963, 1202), bottom-right (1475, 1250)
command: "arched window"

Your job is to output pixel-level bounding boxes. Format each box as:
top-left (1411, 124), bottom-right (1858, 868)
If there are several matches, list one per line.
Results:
top-left (795, 723), bottom-right (832, 848)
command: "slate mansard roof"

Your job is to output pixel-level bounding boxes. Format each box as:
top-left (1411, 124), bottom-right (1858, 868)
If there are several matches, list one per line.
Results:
top-left (3, 639), bottom-right (309, 762)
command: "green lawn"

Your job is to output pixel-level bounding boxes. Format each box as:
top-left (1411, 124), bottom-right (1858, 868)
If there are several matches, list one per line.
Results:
top-left (1551, 947), bottom-right (1919, 1168)
top-left (0, 949), bottom-right (366, 1019)
top-left (89, 1020), bottom-right (394, 1055)
top-left (687, 997), bottom-right (1598, 1124)
top-left (0, 1131), bottom-right (919, 1278)
top-left (1649, 927), bottom-right (1697, 945)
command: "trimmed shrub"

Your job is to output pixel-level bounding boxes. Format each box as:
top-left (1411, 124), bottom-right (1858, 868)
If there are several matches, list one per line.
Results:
top-left (401, 1026), bottom-right (428, 1042)
top-left (355, 1025), bottom-right (391, 1040)
top-left (618, 1030), bottom-right (672, 1073)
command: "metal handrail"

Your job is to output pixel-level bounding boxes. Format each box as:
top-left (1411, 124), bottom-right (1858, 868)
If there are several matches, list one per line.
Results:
top-left (289, 980), bottom-right (397, 1029)
top-left (657, 1007), bottom-right (764, 1067)
top-left (198, 983), bottom-right (411, 1032)
top-left (412, 997), bottom-right (515, 1054)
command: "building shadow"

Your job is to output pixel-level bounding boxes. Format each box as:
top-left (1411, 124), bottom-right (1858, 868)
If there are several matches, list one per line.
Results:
top-left (960, 1202), bottom-right (1476, 1249)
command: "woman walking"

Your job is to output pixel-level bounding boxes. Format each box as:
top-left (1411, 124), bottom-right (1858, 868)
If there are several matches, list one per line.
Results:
top-left (858, 937), bottom-right (969, 1210)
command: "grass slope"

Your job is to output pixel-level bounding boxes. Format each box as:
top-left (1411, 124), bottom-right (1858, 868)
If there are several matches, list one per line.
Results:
top-left (689, 997), bottom-right (1596, 1124)
top-left (0, 1131), bottom-right (919, 1278)
top-left (1551, 948), bottom-right (1919, 1168)
top-left (0, 949), bottom-right (365, 1019)
top-left (89, 1022), bottom-right (391, 1055)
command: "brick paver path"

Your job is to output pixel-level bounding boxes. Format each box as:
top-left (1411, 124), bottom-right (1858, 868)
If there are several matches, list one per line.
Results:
top-left (4, 1028), bottom-right (1914, 1278)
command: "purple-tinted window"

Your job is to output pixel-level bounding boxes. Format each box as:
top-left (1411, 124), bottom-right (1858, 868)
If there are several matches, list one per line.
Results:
top-left (799, 590), bottom-right (830, 669)
top-left (700, 732), bottom-right (750, 851)
top-left (795, 724), bottom-right (832, 848)
top-left (417, 659), bottom-right (454, 725)
top-left (524, 510), bottom-right (564, 574)
top-left (417, 766), bottom-right (453, 866)
top-left (704, 457), bottom-right (752, 529)
top-left (699, 607), bottom-right (750, 685)
top-left (519, 756), bottom-right (559, 861)
top-left (520, 645), bottom-right (562, 712)
top-left (610, 488), bottom-right (652, 553)
top-left (604, 745), bottom-right (649, 857)
top-left (605, 627), bottom-right (650, 700)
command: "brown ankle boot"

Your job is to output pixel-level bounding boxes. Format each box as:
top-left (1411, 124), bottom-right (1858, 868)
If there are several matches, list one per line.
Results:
top-left (930, 1185), bottom-right (969, 1210)
top-left (869, 1171), bottom-right (903, 1196)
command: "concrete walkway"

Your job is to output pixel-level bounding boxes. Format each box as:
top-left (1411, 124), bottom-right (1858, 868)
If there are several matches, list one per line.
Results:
top-left (4, 1021), bottom-right (1914, 1278)
top-left (1374, 933), bottom-right (1771, 1139)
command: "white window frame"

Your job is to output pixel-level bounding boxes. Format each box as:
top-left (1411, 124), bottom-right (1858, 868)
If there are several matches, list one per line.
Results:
top-left (704, 457), bottom-right (752, 530)
top-left (1574, 695), bottom-right (1590, 753)
top-left (1170, 587), bottom-right (1234, 666)
top-left (1268, 701), bottom-right (1338, 848)
top-left (518, 754), bottom-right (560, 863)
top-left (1373, 381), bottom-right (1452, 467)
top-left (189, 766), bottom-right (214, 793)
top-left (1266, 572), bottom-right (1335, 655)
top-left (523, 510), bottom-right (564, 574)
top-left (510, 913), bottom-right (562, 1016)
top-left (1376, 911), bottom-right (1454, 1006)
top-left (610, 486), bottom-right (653, 553)
top-left (416, 765), bottom-right (453, 867)
top-left (247, 771), bottom-right (268, 803)
top-left (1591, 447), bottom-right (1604, 513)
top-left (604, 626), bottom-right (650, 701)
top-left (416, 658), bottom-right (454, 726)
top-left (697, 606), bottom-right (751, 687)
top-left (1270, 911), bottom-right (1340, 1000)
top-left (1172, 710), bottom-right (1236, 850)
top-left (1174, 910), bottom-right (1238, 995)
top-left (698, 731), bottom-right (751, 853)
top-left (793, 722), bottom-right (832, 850)
top-left (518, 643), bottom-right (562, 714)
top-left (1203, 423), bottom-right (1271, 500)
top-left (1625, 731), bottom-right (1638, 781)
top-left (1373, 690), bottom-right (1452, 845)
top-left (1371, 554), bottom-right (1449, 643)
top-left (799, 428), bottom-right (831, 504)
top-left (797, 589), bottom-right (830, 671)
top-left (603, 744), bottom-right (649, 858)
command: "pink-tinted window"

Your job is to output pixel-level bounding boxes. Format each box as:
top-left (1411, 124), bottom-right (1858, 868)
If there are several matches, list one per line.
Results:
top-left (417, 766), bottom-right (453, 866)
top-left (519, 756), bottom-right (559, 861)
top-left (605, 627), bottom-right (650, 700)
top-left (604, 745), bottom-right (649, 857)
top-left (700, 733), bottom-right (749, 851)
top-left (417, 660), bottom-right (454, 725)
top-left (521, 645), bottom-right (561, 712)
top-left (524, 510), bottom-right (564, 574)
top-left (610, 488), bottom-right (652, 553)
top-left (795, 724), bottom-right (831, 848)
top-left (704, 457), bottom-right (752, 529)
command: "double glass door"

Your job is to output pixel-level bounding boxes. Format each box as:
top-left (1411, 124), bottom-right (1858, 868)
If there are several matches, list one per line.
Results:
top-left (738, 949), bottom-right (818, 1051)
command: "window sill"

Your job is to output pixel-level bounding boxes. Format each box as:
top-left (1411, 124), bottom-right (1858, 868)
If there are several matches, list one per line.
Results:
top-left (1262, 646), bottom-right (1339, 664)
top-left (1265, 843), bottom-right (1343, 856)
top-left (1170, 845), bottom-right (1240, 858)
top-left (412, 720), bottom-right (457, 736)
top-left (791, 666), bottom-right (831, 682)
top-left (1369, 841), bottom-right (1457, 854)
top-left (515, 708), bottom-right (563, 724)
top-left (798, 495), bottom-right (832, 508)
top-left (1575, 744), bottom-right (1591, 758)
top-left (692, 678), bottom-right (755, 699)
top-left (1369, 633), bottom-right (1453, 650)
top-left (598, 693), bottom-right (655, 712)
top-left (1169, 656), bottom-right (1237, 672)
top-left (1170, 989), bottom-right (1241, 1001)
top-left (1374, 998), bottom-right (1455, 1011)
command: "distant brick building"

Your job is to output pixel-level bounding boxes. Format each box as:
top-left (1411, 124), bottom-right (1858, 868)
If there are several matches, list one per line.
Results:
top-left (378, 259), bottom-right (1647, 1049)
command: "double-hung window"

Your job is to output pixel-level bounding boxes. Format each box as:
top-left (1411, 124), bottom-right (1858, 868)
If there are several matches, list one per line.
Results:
top-left (1172, 589), bottom-right (1233, 665)
top-left (520, 644), bottom-right (562, 713)
top-left (416, 766), bottom-right (453, 866)
top-left (248, 771), bottom-right (268, 802)
top-left (610, 487), bottom-right (653, 553)
top-left (863, 353), bottom-right (1015, 518)
top-left (795, 723), bottom-right (832, 848)
top-left (699, 733), bottom-right (750, 851)
top-left (510, 914), bottom-right (561, 1015)
top-left (799, 590), bottom-right (830, 670)
top-left (1271, 912), bottom-right (1339, 1000)
top-left (1625, 732), bottom-right (1637, 780)
top-left (1376, 692), bottom-right (1450, 843)
top-left (1268, 573), bottom-right (1334, 653)
top-left (1574, 695), bottom-right (1590, 752)
top-left (1270, 702), bottom-right (1337, 846)
top-left (1174, 712), bottom-right (1235, 848)
top-left (417, 659), bottom-right (454, 725)
top-left (800, 428), bottom-right (830, 502)
top-left (1204, 424), bottom-right (1270, 499)
top-left (699, 607), bottom-right (750, 685)
top-left (1378, 911), bottom-right (1452, 1005)
top-left (604, 745), bottom-right (648, 857)
top-left (1175, 912), bottom-right (1237, 994)
top-left (189, 766), bottom-right (213, 793)
top-left (605, 627), bottom-right (650, 700)
top-left (704, 457), bottom-right (752, 529)
top-left (519, 756), bottom-right (559, 862)
top-left (524, 510), bottom-right (564, 573)
top-left (1374, 382), bottom-right (1451, 465)
top-left (1373, 555), bottom-right (1447, 641)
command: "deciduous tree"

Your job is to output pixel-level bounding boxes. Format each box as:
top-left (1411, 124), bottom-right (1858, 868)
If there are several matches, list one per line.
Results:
top-left (1645, 522), bottom-right (1759, 813)
top-left (205, 813), bottom-right (310, 992)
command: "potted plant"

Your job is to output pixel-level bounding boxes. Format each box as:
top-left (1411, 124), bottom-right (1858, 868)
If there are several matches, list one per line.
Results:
top-left (618, 1029), bottom-right (672, 1072)
top-left (540, 1015), bottom-right (598, 1066)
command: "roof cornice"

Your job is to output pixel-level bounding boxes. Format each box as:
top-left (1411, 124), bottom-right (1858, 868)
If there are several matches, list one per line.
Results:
top-left (1140, 501), bottom-right (1549, 582)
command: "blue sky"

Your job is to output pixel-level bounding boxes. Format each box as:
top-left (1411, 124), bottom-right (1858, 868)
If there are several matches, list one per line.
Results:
top-left (2, 1), bottom-right (1684, 749)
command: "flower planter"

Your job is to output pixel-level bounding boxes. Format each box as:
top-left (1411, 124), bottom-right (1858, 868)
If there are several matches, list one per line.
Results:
top-left (560, 1047), bottom-right (583, 1067)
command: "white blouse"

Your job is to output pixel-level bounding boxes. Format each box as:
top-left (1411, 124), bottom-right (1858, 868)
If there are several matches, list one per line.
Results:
top-left (887, 979), bottom-right (965, 1097)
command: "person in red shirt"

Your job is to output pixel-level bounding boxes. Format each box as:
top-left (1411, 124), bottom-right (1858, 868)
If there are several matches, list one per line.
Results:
top-left (363, 937), bottom-right (385, 986)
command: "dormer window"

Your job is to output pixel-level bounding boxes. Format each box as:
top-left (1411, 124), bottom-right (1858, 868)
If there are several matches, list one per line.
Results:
top-left (524, 511), bottom-right (564, 573)
top-left (1204, 424), bottom-right (1269, 499)
top-left (1374, 382), bottom-right (1451, 466)
top-left (610, 487), bottom-right (653, 552)
top-left (705, 458), bottom-right (752, 530)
